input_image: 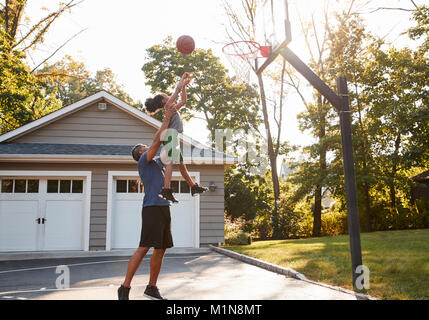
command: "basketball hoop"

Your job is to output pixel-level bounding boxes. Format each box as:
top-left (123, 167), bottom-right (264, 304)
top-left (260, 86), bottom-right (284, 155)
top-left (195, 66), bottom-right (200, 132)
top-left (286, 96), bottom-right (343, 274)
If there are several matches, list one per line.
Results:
top-left (222, 40), bottom-right (271, 84)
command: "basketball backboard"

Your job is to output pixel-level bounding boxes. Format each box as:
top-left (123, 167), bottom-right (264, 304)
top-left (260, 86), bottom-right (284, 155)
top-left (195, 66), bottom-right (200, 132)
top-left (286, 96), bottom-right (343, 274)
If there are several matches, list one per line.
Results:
top-left (255, 0), bottom-right (292, 74)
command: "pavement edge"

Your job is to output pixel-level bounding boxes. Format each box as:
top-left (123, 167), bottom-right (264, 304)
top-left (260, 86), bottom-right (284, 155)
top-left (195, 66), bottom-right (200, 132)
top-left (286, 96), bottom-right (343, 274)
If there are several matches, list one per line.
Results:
top-left (209, 245), bottom-right (378, 300)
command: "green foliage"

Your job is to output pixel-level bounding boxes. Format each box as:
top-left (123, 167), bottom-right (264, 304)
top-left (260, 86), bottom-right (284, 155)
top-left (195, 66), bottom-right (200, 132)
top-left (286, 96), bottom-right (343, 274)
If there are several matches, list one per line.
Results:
top-left (0, 28), bottom-right (62, 134)
top-left (224, 164), bottom-right (271, 221)
top-left (224, 213), bottom-right (253, 246)
top-left (38, 55), bottom-right (135, 106)
top-left (141, 37), bottom-right (261, 140)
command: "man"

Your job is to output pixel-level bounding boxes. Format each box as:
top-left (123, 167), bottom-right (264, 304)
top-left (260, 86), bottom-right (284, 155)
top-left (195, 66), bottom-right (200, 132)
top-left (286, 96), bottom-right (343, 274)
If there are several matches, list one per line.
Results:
top-left (117, 73), bottom-right (190, 300)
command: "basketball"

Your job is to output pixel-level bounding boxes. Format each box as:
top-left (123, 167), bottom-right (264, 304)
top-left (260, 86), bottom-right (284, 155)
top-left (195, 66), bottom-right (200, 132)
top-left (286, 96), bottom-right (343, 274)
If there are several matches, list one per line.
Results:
top-left (176, 35), bottom-right (195, 54)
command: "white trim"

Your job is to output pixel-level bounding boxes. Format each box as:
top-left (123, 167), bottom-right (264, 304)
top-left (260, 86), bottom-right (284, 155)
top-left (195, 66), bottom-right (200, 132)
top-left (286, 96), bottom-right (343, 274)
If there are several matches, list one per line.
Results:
top-left (105, 170), bottom-right (200, 251)
top-left (0, 170), bottom-right (92, 251)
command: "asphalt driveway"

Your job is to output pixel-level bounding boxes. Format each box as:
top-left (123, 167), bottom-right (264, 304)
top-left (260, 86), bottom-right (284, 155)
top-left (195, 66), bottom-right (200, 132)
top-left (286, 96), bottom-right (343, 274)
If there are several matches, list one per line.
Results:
top-left (0, 251), bottom-right (357, 300)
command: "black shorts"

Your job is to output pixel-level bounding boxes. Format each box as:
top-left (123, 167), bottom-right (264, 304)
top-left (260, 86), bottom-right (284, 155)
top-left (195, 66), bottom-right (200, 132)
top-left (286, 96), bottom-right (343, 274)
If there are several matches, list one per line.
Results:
top-left (139, 206), bottom-right (173, 249)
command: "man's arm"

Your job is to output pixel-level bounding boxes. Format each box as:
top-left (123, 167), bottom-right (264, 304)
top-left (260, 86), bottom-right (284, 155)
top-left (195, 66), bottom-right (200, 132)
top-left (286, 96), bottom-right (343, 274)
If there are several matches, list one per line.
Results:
top-left (165, 72), bottom-right (192, 107)
top-left (146, 107), bottom-right (176, 162)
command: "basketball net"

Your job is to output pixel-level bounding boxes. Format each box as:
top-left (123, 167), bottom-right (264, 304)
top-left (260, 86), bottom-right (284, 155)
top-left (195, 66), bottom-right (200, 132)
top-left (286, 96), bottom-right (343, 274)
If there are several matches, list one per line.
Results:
top-left (223, 41), bottom-right (269, 84)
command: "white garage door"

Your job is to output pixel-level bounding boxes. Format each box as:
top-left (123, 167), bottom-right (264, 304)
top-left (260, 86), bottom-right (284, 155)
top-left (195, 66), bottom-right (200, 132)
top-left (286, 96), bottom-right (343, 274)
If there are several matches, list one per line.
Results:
top-left (110, 175), bottom-right (198, 249)
top-left (0, 177), bottom-right (87, 252)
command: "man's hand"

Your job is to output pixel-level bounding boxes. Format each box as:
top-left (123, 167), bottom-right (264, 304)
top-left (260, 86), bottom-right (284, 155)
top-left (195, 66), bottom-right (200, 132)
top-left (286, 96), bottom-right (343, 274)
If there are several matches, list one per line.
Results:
top-left (183, 78), bottom-right (192, 87)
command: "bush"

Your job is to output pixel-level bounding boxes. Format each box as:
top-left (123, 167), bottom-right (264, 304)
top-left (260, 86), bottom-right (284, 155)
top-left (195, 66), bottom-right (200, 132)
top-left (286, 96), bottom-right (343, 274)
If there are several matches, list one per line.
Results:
top-left (321, 210), bottom-right (348, 236)
top-left (224, 213), bottom-right (253, 245)
top-left (253, 215), bottom-right (273, 240)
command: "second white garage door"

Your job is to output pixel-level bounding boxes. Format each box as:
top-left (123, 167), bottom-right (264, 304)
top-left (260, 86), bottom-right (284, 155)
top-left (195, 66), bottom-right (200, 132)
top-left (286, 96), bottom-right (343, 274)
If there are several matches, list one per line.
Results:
top-left (109, 172), bottom-right (199, 249)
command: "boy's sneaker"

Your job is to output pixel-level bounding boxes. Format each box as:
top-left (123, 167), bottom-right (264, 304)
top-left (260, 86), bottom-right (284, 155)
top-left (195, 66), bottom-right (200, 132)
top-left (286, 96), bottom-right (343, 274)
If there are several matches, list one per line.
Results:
top-left (191, 183), bottom-right (208, 196)
top-left (160, 188), bottom-right (178, 203)
top-left (117, 285), bottom-right (130, 300)
top-left (144, 285), bottom-right (167, 300)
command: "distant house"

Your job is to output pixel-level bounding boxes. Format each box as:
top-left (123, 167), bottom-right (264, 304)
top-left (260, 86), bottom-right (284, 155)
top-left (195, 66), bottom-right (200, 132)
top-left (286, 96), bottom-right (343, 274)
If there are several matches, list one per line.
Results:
top-left (411, 170), bottom-right (429, 204)
top-left (280, 162), bottom-right (293, 180)
top-left (0, 91), bottom-right (235, 252)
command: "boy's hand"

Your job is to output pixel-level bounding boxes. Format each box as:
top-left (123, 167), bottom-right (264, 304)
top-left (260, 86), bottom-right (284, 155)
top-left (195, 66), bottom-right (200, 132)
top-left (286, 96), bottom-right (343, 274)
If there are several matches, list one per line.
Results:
top-left (184, 78), bottom-right (192, 86)
top-left (182, 72), bottom-right (193, 80)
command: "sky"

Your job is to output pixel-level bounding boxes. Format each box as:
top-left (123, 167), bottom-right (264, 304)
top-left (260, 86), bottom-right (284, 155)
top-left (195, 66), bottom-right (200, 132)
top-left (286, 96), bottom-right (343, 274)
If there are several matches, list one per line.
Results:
top-left (20, 0), bottom-right (422, 157)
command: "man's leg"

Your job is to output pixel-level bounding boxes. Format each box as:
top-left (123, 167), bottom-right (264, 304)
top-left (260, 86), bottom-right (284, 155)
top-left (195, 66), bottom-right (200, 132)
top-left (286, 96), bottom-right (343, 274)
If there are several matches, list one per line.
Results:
top-left (149, 248), bottom-right (166, 286)
top-left (122, 246), bottom-right (150, 287)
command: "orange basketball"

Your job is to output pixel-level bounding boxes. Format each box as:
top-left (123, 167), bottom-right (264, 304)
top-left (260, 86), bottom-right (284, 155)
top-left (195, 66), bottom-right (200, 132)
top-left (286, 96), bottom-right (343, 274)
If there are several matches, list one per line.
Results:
top-left (176, 35), bottom-right (195, 54)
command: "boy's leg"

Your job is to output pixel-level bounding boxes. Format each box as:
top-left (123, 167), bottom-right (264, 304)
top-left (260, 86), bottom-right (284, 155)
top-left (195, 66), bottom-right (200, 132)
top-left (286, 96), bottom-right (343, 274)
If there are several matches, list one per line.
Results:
top-left (178, 162), bottom-right (195, 187)
top-left (178, 161), bottom-right (208, 196)
top-left (164, 162), bottom-right (173, 189)
top-left (149, 248), bottom-right (167, 286)
top-left (160, 149), bottom-right (178, 202)
top-left (122, 246), bottom-right (150, 287)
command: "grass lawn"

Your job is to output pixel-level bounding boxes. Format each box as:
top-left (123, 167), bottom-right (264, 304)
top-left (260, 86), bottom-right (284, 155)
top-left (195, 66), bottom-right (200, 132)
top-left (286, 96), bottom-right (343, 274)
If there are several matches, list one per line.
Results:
top-left (223, 229), bottom-right (429, 300)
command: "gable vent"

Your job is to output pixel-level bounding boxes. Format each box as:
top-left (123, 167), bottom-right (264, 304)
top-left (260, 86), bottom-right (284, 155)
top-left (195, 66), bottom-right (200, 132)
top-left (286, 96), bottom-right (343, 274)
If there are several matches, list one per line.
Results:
top-left (98, 102), bottom-right (107, 111)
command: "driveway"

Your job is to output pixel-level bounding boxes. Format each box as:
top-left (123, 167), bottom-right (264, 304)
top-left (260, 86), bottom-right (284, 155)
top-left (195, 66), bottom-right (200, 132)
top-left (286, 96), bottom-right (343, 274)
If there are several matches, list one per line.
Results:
top-left (0, 251), bottom-right (357, 300)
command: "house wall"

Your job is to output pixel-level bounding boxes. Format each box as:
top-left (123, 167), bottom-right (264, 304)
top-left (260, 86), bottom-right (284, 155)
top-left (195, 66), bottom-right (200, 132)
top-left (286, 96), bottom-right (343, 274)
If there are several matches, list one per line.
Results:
top-left (0, 162), bottom-right (225, 249)
top-left (13, 102), bottom-right (158, 146)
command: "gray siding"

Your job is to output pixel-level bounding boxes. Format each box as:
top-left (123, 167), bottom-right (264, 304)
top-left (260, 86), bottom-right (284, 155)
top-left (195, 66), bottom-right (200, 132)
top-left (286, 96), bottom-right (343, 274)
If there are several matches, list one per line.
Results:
top-left (0, 162), bottom-right (225, 249)
top-left (13, 102), bottom-right (158, 145)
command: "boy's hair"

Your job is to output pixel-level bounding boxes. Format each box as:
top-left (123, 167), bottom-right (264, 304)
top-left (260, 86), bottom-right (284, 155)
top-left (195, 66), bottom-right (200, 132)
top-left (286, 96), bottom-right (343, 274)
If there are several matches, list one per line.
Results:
top-left (144, 94), bottom-right (164, 113)
top-left (131, 144), bottom-right (145, 162)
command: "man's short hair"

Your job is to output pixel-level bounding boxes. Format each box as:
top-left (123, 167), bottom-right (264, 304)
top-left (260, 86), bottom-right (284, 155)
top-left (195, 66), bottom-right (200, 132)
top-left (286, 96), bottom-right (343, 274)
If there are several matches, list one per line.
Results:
top-left (131, 144), bottom-right (146, 162)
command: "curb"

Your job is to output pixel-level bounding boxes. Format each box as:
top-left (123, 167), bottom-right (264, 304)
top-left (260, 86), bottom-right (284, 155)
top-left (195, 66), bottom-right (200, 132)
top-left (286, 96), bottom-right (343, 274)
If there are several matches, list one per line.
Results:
top-left (209, 245), bottom-right (378, 300)
top-left (209, 245), bottom-right (307, 280)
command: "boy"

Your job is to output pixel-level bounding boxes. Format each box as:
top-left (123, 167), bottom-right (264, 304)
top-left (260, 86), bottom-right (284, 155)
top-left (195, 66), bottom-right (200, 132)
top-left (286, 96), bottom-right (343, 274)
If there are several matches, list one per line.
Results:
top-left (144, 73), bottom-right (207, 202)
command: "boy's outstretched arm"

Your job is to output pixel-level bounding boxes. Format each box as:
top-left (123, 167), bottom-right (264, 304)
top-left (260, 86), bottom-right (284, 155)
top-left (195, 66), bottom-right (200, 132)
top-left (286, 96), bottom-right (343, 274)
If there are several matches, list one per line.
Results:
top-left (174, 78), bottom-right (191, 110)
top-left (165, 72), bottom-right (192, 107)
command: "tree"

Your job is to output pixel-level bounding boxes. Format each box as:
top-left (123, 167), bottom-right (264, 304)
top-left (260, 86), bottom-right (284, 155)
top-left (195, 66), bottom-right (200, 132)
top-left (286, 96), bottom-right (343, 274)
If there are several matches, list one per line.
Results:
top-left (0, 25), bottom-right (61, 134)
top-left (0, 0), bottom-right (81, 58)
top-left (222, 0), bottom-right (288, 238)
top-left (141, 37), bottom-right (261, 142)
top-left (38, 55), bottom-right (135, 106)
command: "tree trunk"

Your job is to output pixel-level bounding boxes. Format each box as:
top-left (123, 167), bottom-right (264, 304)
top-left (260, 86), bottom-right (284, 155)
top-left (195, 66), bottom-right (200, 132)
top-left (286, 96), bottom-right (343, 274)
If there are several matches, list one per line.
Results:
top-left (389, 134), bottom-right (401, 209)
top-left (313, 185), bottom-right (322, 237)
top-left (257, 73), bottom-right (281, 239)
top-left (312, 95), bottom-right (326, 237)
top-left (364, 181), bottom-right (372, 232)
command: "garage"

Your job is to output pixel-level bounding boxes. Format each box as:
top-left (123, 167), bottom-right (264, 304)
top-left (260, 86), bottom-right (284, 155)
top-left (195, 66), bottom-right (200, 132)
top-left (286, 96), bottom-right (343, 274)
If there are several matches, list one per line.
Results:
top-left (0, 171), bottom-right (91, 252)
top-left (107, 171), bottom-right (199, 250)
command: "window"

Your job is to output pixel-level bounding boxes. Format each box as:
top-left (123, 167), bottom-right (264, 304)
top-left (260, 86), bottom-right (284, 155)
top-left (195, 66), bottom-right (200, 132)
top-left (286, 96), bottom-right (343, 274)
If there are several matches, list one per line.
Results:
top-left (116, 179), bottom-right (143, 193)
top-left (171, 181), bottom-right (179, 193)
top-left (0, 179), bottom-right (39, 194)
top-left (14, 180), bottom-right (26, 193)
top-left (180, 181), bottom-right (190, 194)
top-left (60, 180), bottom-right (71, 193)
top-left (1, 180), bottom-right (13, 193)
top-left (48, 180), bottom-right (83, 193)
top-left (72, 180), bottom-right (83, 193)
top-left (28, 180), bottom-right (39, 193)
top-left (170, 180), bottom-right (191, 194)
top-left (47, 180), bottom-right (59, 193)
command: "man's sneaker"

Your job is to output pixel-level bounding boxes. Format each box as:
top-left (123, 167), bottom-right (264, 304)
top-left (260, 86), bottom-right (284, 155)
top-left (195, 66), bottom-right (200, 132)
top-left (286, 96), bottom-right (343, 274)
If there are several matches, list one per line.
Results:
top-left (144, 285), bottom-right (167, 300)
top-left (191, 183), bottom-right (208, 196)
top-left (117, 284), bottom-right (130, 300)
top-left (160, 188), bottom-right (178, 203)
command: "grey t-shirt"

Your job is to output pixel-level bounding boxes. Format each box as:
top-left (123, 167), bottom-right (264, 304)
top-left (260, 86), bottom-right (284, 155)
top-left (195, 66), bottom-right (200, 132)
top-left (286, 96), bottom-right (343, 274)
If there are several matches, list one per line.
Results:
top-left (164, 105), bottom-right (183, 133)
